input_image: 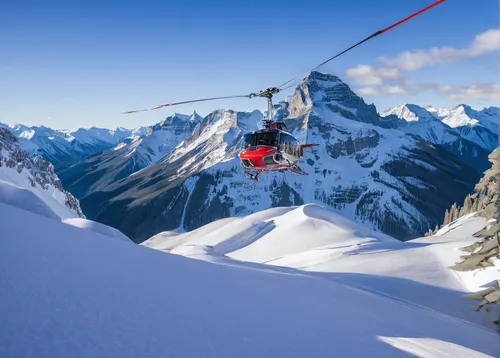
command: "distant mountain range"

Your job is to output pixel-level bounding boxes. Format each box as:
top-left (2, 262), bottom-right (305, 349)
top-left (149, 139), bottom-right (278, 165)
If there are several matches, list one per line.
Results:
top-left (0, 123), bottom-right (148, 170)
top-left (56, 112), bottom-right (203, 199)
top-left (2, 71), bottom-right (498, 243)
top-left (381, 103), bottom-right (498, 153)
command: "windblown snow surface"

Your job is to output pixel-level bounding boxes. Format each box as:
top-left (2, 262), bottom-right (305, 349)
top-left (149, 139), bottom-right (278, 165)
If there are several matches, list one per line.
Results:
top-left (145, 204), bottom-right (500, 333)
top-left (1, 196), bottom-right (498, 356)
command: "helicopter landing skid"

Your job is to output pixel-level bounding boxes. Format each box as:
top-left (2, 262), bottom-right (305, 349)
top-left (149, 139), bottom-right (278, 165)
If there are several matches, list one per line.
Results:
top-left (244, 170), bottom-right (260, 181)
top-left (289, 164), bottom-right (308, 176)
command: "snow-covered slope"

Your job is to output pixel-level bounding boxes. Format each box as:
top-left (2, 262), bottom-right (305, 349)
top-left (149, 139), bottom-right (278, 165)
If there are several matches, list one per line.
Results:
top-left (144, 203), bottom-right (500, 331)
top-left (1, 199), bottom-right (497, 357)
top-left (82, 72), bottom-right (485, 243)
top-left (0, 128), bottom-right (83, 219)
top-left (0, 122), bottom-right (148, 170)
top-left (57, 112), bottom-right (202, 198)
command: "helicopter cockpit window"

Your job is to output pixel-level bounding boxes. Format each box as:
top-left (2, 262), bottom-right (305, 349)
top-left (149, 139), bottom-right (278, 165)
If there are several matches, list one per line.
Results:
top-left (254, 132), bottom-right (277, 147)
top-left (243, 134), bottom-right (255, 149)
top-left (242, 132), bottom-right (278, 148)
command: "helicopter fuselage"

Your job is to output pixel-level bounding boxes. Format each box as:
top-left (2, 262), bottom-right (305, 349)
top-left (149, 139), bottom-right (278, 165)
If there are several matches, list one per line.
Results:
top-left (238, 127), bottom-right (312, 180)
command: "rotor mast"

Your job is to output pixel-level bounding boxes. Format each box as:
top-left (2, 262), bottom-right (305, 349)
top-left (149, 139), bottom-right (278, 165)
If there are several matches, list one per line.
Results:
top-left (249, 87), bottom-right (280, 125)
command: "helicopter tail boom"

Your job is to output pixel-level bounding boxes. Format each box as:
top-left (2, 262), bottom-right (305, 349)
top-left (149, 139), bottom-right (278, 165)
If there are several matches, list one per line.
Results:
top-left (301, 144), bottom-right (319, 149)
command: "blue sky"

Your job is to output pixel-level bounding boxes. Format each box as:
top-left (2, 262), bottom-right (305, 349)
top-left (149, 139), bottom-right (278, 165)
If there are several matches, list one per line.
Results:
top-left (1, 0), bottom-right (499, 129)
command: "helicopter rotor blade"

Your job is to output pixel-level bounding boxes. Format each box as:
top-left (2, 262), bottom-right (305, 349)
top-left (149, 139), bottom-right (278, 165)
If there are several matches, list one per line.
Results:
top-left (123, 94), bottom-right (252, 114)
top-left (276, 0), bottom-right (446, 89)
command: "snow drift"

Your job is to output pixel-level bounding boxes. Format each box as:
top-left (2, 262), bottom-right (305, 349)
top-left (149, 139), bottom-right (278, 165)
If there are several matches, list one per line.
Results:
top-left (0, 180), bottom-right (60, 220)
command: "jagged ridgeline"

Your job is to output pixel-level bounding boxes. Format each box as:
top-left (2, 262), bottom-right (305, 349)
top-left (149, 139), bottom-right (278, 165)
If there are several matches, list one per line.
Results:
top-left (65, 72), bottom-right (487, 243)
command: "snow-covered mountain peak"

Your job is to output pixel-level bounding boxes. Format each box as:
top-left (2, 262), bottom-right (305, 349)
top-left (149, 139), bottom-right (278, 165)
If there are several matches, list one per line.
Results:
top-left (155, 111), bottom-right (203, 131)
top-left (286, 71), bottom-right (396, 130)
top-left (167, 109), bottom-right (263, 165)
top-left (304, 71), bottom-right (358, 105)
top-left (443, 104), bottom-right (481, 128)
top-left (381, 104), bottom-right (436, 122)
top-left (190, 110), bottom-right (202, 122)
top-left (306, 71), bottom-right (344, 89)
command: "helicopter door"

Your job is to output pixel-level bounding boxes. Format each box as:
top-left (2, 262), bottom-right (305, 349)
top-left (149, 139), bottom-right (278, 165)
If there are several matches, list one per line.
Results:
top-left (279, 133), bottom-right (298, 158)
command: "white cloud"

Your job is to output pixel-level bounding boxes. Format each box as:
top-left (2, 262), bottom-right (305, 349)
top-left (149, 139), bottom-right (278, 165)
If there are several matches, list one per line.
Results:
top-left (436, 83), bottom-right (500, 100)
top-left (345, 28), bottom-right (500, 102)
top-left (357, 85), bottom-right (407, 96)
top-left (377, 29), bottom-right (500, 71)
top-left (356, 82), bottom-right (500, 101)
top-left (469, 29), bottom-right (500, 55)
top-left (346, 65), bottom-right (400, 85)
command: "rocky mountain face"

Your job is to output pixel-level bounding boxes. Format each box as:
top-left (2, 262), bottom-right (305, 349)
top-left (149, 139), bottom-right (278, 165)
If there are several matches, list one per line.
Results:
top-left (57, 112), bottom-right (202, 199)
top-left (0, 123), bottom-right (148, 170)
top-left (72, 71), bottom-right (487, 243)
top-left (0, 128), bottom-right (84, 218)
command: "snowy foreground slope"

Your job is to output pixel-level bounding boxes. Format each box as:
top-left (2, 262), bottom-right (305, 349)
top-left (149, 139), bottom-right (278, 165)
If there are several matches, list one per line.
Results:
top-left (144, 204), bottom-right (500, 331)
top-left (1, 198), bottom-right (498, 356)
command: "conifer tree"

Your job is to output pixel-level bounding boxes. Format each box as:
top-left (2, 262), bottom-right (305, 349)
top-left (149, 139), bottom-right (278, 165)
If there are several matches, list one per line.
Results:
top-left (450, 203), bottom-right (459, 222)
top-left (472, 197), bottom-right (480, 213)
top-left (462, 194), bottom-right (473, 215)
top-left (443, 208), bottom-right (451, 225)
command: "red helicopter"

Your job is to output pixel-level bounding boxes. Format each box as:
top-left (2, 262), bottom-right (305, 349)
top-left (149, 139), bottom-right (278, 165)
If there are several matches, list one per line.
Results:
top-left (239, 123), bottom-right (319, 181)
top-left (122, 0), bottom-right (445, 181)
top-left (237, 87), bottom-right (318, 181)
